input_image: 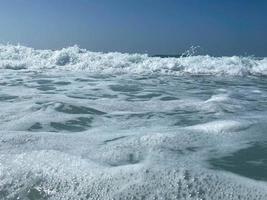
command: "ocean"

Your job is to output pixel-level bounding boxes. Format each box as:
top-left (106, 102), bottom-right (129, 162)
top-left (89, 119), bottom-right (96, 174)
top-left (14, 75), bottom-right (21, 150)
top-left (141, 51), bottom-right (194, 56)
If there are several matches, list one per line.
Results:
top-left (1, 45), bottom-right (267, 199)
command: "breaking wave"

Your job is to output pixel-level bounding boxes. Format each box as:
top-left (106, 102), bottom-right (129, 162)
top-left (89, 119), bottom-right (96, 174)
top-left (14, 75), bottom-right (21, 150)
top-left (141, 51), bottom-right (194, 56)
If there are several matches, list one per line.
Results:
top-left (1, 44), bottom-right (267, 76)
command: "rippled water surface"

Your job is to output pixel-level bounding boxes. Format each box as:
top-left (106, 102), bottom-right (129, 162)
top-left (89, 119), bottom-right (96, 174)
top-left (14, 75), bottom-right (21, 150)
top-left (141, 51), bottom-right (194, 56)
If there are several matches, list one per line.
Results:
top-left (1, 45), bottom-right (267, 200)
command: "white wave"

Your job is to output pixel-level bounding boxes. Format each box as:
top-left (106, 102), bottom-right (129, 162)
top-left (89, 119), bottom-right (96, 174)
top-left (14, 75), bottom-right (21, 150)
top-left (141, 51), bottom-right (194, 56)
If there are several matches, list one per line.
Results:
top-left (1, 44), bottom-right (267, 76)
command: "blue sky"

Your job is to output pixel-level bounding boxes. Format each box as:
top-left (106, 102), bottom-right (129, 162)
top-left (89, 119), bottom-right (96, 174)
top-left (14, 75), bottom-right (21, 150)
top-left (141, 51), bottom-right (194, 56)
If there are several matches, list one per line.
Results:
top-left (0, 0), bottom-right (266, 56)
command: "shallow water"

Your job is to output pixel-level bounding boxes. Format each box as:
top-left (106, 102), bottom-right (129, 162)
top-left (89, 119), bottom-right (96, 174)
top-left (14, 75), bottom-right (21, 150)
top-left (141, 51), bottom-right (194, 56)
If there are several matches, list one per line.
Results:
top-left (1, 45), bottom-right (267, 200)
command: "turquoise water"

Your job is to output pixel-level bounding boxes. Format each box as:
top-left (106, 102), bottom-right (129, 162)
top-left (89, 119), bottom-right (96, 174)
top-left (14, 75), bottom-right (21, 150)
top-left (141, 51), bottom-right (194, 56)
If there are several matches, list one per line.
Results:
top-left (1, 45), bottom-right (267, 199)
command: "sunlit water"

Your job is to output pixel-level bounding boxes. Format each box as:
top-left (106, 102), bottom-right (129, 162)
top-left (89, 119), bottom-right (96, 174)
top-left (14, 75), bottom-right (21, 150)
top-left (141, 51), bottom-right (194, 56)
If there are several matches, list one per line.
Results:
top-left (1, 45), bottom-right (267, 200)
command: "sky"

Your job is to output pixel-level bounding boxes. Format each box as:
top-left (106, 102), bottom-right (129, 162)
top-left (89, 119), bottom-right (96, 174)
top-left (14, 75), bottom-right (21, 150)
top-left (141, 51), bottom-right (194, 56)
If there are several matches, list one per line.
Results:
top-left (0, 0), bottom-right (266, 56)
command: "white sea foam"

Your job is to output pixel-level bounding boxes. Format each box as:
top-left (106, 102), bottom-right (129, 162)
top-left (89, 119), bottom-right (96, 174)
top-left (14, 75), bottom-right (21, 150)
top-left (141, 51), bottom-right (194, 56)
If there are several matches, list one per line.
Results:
top-left (1, 45), bottom-right (267, 199)
top-left (187, 120), bottom-right (249, 134)
top-left (1, 44), bottom-right (267, 75)
top-left (1, 125), bottom-right (267, 200)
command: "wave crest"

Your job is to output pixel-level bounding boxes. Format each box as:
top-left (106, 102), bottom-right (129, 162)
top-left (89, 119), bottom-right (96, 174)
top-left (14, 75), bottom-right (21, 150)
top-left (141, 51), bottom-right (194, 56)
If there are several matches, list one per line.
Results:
top-left (0, 44), bottom-right (267, 76)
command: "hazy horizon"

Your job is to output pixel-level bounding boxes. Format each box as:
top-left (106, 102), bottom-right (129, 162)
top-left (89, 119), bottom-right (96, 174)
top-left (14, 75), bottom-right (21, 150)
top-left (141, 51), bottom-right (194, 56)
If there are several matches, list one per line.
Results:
top-left (0, 0), bottom-right (267, 56)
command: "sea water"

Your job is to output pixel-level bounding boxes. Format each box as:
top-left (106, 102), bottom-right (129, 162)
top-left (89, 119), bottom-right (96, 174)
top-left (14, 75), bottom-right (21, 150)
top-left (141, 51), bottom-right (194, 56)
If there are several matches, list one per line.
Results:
top-left (1, 45), bottom-right (267, 199)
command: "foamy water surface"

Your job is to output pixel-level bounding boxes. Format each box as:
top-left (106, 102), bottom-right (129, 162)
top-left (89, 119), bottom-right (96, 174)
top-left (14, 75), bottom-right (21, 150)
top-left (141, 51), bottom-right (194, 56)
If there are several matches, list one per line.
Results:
top-left (1, 45), bottom-right (267, 199)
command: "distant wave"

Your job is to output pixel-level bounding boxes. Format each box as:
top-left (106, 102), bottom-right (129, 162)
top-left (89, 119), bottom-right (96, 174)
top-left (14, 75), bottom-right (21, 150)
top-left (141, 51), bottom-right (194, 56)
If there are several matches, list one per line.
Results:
top-left (1, 44), bottom-right (267, 76)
